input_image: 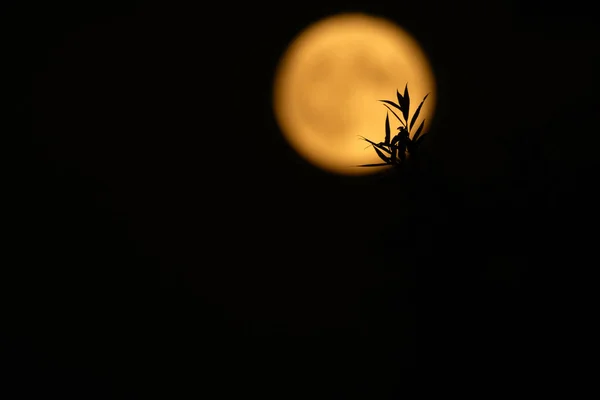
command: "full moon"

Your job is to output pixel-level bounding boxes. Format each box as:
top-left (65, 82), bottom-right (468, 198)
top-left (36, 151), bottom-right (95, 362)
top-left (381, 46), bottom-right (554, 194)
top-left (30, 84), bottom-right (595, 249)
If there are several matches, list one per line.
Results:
top-left (273, 13), bottom-right (436, 175)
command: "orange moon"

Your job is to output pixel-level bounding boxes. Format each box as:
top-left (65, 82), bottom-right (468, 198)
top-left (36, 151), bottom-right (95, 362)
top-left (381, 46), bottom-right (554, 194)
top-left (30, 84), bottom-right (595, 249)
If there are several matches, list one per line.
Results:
top-left (273, 13), bottom-right (436, 175)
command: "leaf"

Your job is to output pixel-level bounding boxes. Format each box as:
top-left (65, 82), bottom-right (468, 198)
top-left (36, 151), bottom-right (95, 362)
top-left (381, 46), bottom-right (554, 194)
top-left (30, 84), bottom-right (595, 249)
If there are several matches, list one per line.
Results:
top-left (402, 84), bottom-right (410, 123)
top-left (379, 99), bottom-right (402, 112)
top-left (391, 134), bottom-right (400, 146)
top-left (396, 89), bottom-right (404, 111)
top-left (373, 146), bottom-right (391, 163)
top-left (409, 93), bottom-right (429, 131)
top-left (384, 112), bottom-right (390, 145)
top-left (358, 136), bottom-right (392, 154)
top-left (356, 163), bottom-right (391, 167)
top-left (416, 133), bottom-right (428, 145)
top-left (380, 104), bottom-right (406, 127)
top-left (412, 119), bottom-right (426, 141)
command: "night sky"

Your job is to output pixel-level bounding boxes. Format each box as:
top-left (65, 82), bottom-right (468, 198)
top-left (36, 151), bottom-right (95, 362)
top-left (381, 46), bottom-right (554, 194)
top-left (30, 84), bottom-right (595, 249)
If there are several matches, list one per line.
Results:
top-left (3, 0), bottom-right (600, 396)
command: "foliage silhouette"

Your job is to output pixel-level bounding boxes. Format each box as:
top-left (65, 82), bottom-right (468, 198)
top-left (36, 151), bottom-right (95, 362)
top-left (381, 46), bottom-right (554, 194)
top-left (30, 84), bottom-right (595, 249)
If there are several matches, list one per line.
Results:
top-left (358, 83), bottom-right (430, 168)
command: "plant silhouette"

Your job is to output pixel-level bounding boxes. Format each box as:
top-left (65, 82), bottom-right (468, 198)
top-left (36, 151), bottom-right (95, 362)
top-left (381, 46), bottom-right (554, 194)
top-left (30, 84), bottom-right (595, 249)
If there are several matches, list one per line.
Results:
top-left (358, 83), bottom-right (430, 168)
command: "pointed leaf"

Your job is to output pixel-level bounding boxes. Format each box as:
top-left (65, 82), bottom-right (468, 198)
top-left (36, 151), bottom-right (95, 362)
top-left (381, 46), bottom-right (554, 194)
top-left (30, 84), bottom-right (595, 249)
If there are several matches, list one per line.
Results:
top-left (358, 136), bottom-right (392, 154)
top-left (373, 146), bottom-right (391, 163)
top-left (409, 93), bottom-right (429, 131)
top-left (381, 104), bottom-right (406, 127)
top-left (396, 89), bottom-right (404, 110)
top-left (384, 112), bottom-right (390, 145)
top-left (356, 163), bottom-right (391, 167)
top-left (412, 119), bottom-right (426, 141)
top-left (402, 84), bottom-right (410, 123)
top-left (377, 142), bottom-right (391, 151)
top-left (416, 133), bottom-right (428, 145)
top-left (379, 99), bottom-right (402, 112)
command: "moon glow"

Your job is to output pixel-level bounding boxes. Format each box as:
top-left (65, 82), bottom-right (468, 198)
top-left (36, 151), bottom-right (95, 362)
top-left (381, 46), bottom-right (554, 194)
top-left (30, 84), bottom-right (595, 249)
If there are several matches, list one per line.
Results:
top-left (273, 13), bottom-right (436, 175)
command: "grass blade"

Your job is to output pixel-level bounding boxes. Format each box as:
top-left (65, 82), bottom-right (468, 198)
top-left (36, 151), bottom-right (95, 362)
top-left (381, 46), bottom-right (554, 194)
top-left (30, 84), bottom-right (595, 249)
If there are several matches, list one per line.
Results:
top-left (412, 119), bottom-right (426, 141)
top-left (402, 84), bottom-right (410, 123)
top-left (381, 103), bottom-right (406, 127)
top-left (379, 99), bottom-right (402, 112)
top-left (358, 136), bottom-right (392, 154)
top-left (385, 112), bottom-right (390, 145)
top-left (373, 146), bottom-right (391, 163)
top-left (356, 163), bottom-right (391, 167)
top-left (396, 89), bottom-right (404, 111)
top-left (409, 93), bottom-right (429, 131)
top-left (416, 133), bottom-right (428, 145)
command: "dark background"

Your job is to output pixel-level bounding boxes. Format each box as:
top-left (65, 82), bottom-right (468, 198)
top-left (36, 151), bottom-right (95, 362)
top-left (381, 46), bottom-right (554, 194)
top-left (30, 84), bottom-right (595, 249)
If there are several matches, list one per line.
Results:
top-left (2, 0), bottom-right (599, 397)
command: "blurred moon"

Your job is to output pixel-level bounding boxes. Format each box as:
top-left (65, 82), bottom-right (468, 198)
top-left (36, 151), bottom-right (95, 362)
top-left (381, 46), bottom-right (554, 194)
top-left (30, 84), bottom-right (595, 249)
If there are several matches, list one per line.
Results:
top-left (273, 13), bottom-right (436, 175)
